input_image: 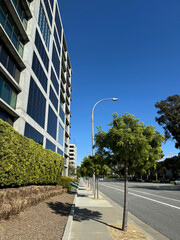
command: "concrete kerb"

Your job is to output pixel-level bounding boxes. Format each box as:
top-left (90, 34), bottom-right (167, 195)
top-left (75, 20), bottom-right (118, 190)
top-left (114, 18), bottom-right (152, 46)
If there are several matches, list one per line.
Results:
top-left (62, 192), bottom-right (77, 240)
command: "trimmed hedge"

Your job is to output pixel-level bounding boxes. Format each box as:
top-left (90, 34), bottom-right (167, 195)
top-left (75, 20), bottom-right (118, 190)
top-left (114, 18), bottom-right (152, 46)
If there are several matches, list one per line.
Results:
top-left (0, 119), bottom-right (64, 187)
top-left (58, 176), bottom-right (77, 191)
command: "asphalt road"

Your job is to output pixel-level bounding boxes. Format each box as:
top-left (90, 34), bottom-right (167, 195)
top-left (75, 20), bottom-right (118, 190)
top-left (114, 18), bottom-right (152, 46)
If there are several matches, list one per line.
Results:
top-left (98, 181), bottom-right (180, 240)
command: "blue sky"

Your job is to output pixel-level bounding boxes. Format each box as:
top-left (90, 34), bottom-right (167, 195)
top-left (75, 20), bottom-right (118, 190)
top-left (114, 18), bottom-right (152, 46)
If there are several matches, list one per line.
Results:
top-left (59, 0), bottom-right (180, 166)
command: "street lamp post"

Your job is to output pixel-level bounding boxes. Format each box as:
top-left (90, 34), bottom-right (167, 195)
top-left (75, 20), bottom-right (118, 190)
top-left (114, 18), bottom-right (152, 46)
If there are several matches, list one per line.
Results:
top-left (91, 98), bottom-right (118, 199)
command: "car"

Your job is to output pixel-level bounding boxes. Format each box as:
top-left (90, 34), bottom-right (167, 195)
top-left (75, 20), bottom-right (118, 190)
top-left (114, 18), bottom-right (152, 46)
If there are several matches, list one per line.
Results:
top-left (99, 178), bottom-right (104, 181)
top-left (144, 178), bottom-right (152, 182)
top-left (160, 178), bottom-right (170, 183)
top-left (174, 178), bottom-right (180, 185)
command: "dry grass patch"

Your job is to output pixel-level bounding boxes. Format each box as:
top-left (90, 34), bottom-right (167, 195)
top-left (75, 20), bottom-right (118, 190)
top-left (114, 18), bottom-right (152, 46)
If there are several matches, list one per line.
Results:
top-left (108, 223), bottom-right (150, 240)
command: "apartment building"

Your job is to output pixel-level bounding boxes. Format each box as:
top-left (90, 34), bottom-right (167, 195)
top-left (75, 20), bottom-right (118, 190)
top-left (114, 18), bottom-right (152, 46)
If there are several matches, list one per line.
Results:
top-left (0, 0), bottom-right (72, 176)
top-left (69, 144), bottom-right (77, 169)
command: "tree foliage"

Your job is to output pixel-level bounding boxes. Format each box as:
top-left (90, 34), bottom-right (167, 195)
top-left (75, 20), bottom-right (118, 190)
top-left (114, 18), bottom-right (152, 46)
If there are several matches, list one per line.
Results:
top-left (80, 155), bottom-right (110, 178)
top-left (95, 113), bottom-right (165, 231)
top-left (95, 113), bottom-right (165, 173)
top-left (157, 154), bottom-right (180, 179)
top-left (155, 94), bottom-right (180, 149)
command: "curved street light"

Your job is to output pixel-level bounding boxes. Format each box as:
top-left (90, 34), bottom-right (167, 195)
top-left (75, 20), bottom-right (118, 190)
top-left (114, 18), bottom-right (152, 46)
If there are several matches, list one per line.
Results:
top-left (91, 98), bottom-right (118, 198)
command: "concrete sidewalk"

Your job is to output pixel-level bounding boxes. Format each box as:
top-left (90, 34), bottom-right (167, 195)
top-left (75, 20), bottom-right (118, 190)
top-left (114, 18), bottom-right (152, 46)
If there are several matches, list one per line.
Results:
top-left (69, 180), bottom-right (168, 240)
top-left (70, 181), bottom-right (119, 240)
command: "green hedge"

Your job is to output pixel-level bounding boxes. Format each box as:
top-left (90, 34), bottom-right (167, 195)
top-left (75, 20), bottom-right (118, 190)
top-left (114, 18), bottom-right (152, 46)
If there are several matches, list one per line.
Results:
top-left (0, 119), bottom-right (64, 187)
top-left (58, 176), bottom-right (77, 191)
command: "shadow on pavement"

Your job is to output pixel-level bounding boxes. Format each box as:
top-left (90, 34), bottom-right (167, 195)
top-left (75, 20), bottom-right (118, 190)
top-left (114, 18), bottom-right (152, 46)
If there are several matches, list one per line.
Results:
top-left (77, 194), bottom-right (87, 197)
top-left (73, 207), bottom-right (122, 231)
top-left (73, 207), bottom-right (102, 221)
top-left (46, 201), bottom-right (72, 216)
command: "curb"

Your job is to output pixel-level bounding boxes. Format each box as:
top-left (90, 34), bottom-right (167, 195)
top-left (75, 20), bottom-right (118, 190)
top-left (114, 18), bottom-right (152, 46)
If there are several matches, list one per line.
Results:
top-left (62, 192), bottom-right (77, 240)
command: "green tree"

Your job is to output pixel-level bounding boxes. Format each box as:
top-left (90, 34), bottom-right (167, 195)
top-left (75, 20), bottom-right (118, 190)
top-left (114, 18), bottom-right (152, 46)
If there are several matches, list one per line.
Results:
top-left (76, 166), bottom-right (82, 178)
top-left (95, 113), bottom-right (164, 231)
top-left (155, 94), bottom-right (180, 149)
top-left (163, 154), bottom-right (180, 178)
top-left (68, 163), bottom-right (76, 176)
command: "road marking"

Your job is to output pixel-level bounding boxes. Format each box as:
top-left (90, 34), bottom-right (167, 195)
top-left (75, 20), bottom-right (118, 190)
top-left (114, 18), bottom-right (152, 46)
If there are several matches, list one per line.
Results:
top-left (99, 183), bottom-right (180, 210)
top-left (102, 182), bottom-right (180, 203)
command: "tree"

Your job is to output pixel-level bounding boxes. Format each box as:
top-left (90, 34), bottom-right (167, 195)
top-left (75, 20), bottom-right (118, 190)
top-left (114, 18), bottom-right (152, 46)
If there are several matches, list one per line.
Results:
top-left (95, 113), bottom-right (164, 231)
top-left (76, 166), bottom-right (82, 178)
top-left (68, 163), bottom-right (76, 176)
top-left (155, 94), bottom-right (180, 149)
top-left (163, 154), bottom-right (180, 178)
top-left (80, 155), bottom-right (110, 196)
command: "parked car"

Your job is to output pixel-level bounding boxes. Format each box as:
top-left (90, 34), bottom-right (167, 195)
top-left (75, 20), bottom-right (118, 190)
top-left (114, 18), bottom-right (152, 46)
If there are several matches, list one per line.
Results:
top-left (174, 179), bottom-right (180, 185)
top-left (144, 178), bottom-right (152, 182)
top-left (160, 178), bottom-right (170, 183)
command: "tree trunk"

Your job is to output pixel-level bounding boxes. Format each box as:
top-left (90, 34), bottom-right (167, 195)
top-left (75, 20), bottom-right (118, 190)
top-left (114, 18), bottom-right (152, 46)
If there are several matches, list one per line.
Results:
top-left (97, 177), bottom-right (99, 199)
top-left (122, 160), bottom-right (128, 231)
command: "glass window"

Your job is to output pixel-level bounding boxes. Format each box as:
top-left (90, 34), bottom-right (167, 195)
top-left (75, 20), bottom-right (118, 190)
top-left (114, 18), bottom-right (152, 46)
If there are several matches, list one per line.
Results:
top-left (0, 7), bottom-right (6, 26)
top-left (0, 78), bottom-right (3, 97)
top-left (35, 30), bottom-right (49, 71)
top-left (52, 42), bottom-right (60, 77)
top-left (54, 27), bottom-right (61, 55)
top-left (10, 91), bottom-right (17, 109)
top-left (24, 122), bottom-right (43, 145)
top-left (12, 32), bottom-right (18, 49)
top-left (0, 2), bottom-right (24, 55)
top-left (0, 42), bottom-right (20, 83)
top-left (49, 0), bottom-right (54, 11)
top-left (5, 21), bottom-right (12, 39)
top-left (57, 148), bottom-right (63, 156)
top-left (58, 122), bottom-right (64, 146)
top-left (46, 139), bottom-right (55, 152)
top-left (51, 67), bottom-right (59, 94)
top-left (2, 83), bottom-right (11, 104)
top-left (47, 105), bottom-right (57, 140)
top-left (7, 58), bottom-right (15, 77)
top-left (0, 47), bottom-right (8, 68)
top-left (55, 4), bottom-right (62, 42)
top-left (32, 52), bottom-right (47, 92)
top-left (49, 85), bottom-right (58, 111)
top-left (44, 0), bottom-right (52, 25)
top-left (27, 77), bottom-right (46, 128)
top-left (0, 108), bottom-right (13, 125)
top-left (38, 3), bottom-right (50, 50)
top-left (59, 105), bottom-right (65, 123)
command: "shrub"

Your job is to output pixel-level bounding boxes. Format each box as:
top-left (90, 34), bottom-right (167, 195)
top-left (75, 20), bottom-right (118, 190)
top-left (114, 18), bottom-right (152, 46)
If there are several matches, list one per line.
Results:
top-left (106, 174), bottom-right (118, 178)
top-left (0, 119), bottom-right (64, 187)
top-left (58, 176), bottom-right (77, 191)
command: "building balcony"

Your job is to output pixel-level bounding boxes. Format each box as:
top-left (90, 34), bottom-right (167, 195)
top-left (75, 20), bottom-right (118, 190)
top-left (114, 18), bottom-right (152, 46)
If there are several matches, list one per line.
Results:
top-left (62, 59), bottom-right (66, 73)
top-left (61, 70), bottom-right (66, 84)
top-left (0, 98), bottom-right (19, 119)
top-left (0, 64), bottom-right (21, 93)
top-left (66, 86), bottom-right (71, 98)
top-left (4, 0), bottom-right (31, 43)
top-left (0, 25), bottom-right (26, 70)
top-left (61, 82), bottom-right (65, 93)
top-left (60, 90), bottom-right (65, 103)
top-left (66, 96), bottom-right (70, 106)
top-left (66, 75), bottom-right (71, 87)
top-left (66, 104), bottom-right (70, 115)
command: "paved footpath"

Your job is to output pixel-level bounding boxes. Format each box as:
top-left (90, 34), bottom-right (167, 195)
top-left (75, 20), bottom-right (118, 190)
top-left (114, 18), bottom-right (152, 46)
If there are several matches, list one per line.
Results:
top-left (71, 181), bottom-right (119, 240)
top-left (69, 180), bottom-right (168, 240)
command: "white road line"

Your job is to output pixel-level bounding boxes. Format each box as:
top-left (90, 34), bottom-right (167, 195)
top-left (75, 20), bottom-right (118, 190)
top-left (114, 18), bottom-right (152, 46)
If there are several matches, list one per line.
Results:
top-left (100, 182), bottom-right (180, 203)
top-left (99, 183), bottom-right (180, 210)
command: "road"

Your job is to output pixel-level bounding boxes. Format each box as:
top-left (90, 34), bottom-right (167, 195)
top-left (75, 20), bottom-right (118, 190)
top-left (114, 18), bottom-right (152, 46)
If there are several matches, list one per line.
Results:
top-left (98, 181), bottom-right (180, 240)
